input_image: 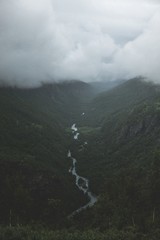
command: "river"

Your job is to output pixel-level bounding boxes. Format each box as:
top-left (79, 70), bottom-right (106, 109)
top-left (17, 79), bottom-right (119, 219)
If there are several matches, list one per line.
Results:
top-left (68, 123), bottom-right (97, 217)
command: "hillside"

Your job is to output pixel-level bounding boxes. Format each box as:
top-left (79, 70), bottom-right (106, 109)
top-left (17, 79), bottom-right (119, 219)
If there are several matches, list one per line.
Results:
top-left (84, 77), bottom-right (159, 126)
top-left (1, 78), bottom-right (160, 239)
top-left (73, 78), bottom-right (160, 232)
top-left (0, 81), bottom-right (94, 226)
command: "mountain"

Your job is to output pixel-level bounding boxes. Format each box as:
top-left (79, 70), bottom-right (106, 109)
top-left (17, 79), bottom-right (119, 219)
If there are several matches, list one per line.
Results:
top-left (90, 79), bottom-right (125, 94)
top-left (73, 77), bottom-right (160, 231)
top-left (0, 80), bottom-right (94, 225)
top-left (1, 78), bottom-right (160, 239)
top-left (84, 77), bottom-right (159, 126)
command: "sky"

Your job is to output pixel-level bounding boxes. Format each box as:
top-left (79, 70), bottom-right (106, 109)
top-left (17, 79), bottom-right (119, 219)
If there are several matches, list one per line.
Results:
top-left (0, 0), bottom-right (160, 87)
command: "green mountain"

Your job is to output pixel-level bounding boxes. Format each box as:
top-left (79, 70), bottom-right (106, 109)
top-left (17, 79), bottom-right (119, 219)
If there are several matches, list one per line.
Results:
top-left (73, 78), bottom-right (160, 232)
top-left (84, 77), bottom-right (158, 126)
top-left (1, 78), bottom-right (160, 239)
top-left (0, 81), bottom-right (94, 226)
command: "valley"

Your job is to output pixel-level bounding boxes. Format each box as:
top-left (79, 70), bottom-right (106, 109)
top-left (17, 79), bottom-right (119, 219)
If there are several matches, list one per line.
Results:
top-left (1, 78), bottom-right (160, 239)
top-left (68, 123), bottom-right (97, 217)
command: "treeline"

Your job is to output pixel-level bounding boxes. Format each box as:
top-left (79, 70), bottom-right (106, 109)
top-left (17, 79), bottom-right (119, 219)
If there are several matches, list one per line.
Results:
top-left (0, 226), bottom-right (160, 240)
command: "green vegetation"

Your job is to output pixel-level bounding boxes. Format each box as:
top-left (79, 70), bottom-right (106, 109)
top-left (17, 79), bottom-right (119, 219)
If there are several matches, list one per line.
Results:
top-left (1, 78), bottom-right (160, 238)
top-left (0, 81), bottom-right (93, 226)
top-left (73, 78), bottom-right (160, 234)
top-left (0, 226), bottom-right (160, 240)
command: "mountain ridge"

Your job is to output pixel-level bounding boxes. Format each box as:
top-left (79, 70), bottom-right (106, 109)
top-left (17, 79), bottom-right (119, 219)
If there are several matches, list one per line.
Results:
top-left (1, 78), bottom-right (160, 238)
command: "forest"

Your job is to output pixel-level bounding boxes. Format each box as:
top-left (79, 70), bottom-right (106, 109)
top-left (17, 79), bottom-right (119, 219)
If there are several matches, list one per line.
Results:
top-left (0, 78), bottom-right (160, 239)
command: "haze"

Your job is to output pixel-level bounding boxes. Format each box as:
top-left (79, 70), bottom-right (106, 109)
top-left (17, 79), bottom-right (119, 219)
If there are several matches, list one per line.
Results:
top-left (0, 0), bottom-right (160, 87)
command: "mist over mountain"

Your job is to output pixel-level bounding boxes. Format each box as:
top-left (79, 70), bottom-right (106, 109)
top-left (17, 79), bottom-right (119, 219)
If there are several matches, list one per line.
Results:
top-left (0, 78), bottom-right (160, 238)
top-left (0, 0), bottom-right (160, 87)
top-left (1, 0), bottom-right (160, 239)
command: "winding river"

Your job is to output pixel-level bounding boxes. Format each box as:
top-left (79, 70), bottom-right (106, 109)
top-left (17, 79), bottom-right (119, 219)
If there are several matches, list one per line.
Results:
top-left (68, 123), bottom-right (97, 217)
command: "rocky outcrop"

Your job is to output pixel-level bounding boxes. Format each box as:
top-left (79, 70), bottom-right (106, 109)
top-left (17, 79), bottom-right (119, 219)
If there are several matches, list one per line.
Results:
top-left (119, 115), bottom-right (160, 140)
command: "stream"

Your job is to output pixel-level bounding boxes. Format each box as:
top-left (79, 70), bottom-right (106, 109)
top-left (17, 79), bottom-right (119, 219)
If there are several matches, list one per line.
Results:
top-left (68, 123), bottom-right (97, 217)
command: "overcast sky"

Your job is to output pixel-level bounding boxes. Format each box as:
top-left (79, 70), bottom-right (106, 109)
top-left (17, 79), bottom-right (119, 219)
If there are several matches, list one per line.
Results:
top-left (0, 0), bottom-right (160, 87)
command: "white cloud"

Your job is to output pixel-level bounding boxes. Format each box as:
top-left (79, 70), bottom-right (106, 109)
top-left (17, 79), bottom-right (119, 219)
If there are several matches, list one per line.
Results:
top-left (109, 7), bottom-right (160, 82)
top-left (0, 0), bottom-right (159, 87)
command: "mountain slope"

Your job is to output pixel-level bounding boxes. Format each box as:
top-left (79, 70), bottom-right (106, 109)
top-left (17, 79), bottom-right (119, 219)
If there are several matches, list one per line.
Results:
top-left (85, 77), bottom-right (159, 126)
top-left (0, 81), bottom-right (94, 225)
top-left (1, 78), bottom-right (160, 236)
top-left (72, 78), bottom-right (160, 231)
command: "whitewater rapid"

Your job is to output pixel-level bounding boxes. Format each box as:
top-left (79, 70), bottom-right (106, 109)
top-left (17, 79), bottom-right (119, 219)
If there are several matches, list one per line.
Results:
top-left (68, 123), bottom-right (97, 217)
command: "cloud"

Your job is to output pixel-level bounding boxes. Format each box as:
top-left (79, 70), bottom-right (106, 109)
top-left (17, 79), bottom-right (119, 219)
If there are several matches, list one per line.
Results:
top-left (0, 0), bottom-right (159, 87)
top-left (108, 7), bottom-right (160, 82)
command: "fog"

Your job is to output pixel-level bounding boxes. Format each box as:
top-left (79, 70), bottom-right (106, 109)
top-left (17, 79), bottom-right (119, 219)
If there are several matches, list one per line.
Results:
top-left (0, 0), bottom-right (160, 87)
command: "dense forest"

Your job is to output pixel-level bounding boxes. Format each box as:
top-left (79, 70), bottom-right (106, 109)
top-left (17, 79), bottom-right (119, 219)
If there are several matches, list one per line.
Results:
top-left (1, 78), bottom-right (160, 239)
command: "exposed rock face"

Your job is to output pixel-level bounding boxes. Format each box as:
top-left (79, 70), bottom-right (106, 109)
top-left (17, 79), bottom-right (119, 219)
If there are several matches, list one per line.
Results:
top-left (119, 115), bottom-right (160, 140)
